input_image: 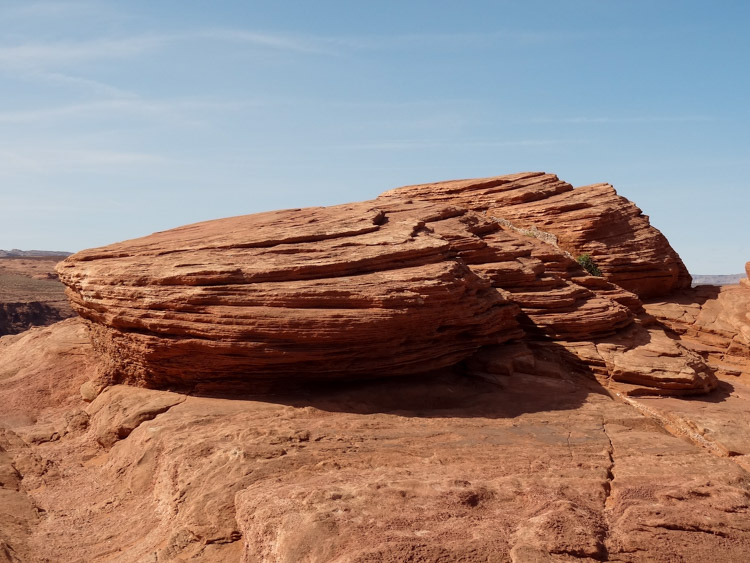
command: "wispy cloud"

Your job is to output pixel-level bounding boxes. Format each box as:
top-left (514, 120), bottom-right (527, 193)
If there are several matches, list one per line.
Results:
top-left (29, 71), bottom-right (136, 98)
top-left (0, 98), bottom-right (259, 124)
top-left (327, 30), bottom-right (572, 51)
top-left (0, 28), bottom-right (340, 71)
top-left (531, 116), bottom-right (715, 124)
top-left (0, 25), bottom-right (582, 72)
top-left (198, 29), bottom-right (338, 55)
top-left (330, 139), bottom-right (581, 150)
top-left (0, 35), bottom-right (166, 68)
top-left (199, 27), bottom-right (586, 54)
top-left (0, 147), bottom-right (165, 174)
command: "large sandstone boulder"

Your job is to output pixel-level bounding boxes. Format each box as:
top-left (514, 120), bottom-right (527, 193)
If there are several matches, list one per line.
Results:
top-left (56, 202), bottom-right (524, 387)
top-left (56, 173), bottom-right (714, 395)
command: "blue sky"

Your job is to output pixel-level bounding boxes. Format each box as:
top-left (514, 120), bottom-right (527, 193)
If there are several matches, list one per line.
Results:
top-left (0, 1), bottom-right (747, 273)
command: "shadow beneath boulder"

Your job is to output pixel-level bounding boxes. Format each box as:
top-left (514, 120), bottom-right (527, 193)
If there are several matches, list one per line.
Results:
top-left (179, 328), bottom-right (738, 418)
top-left (184, 340), bottom-right (610, 419)
top-left (648, 285), bottom-right (721, 308)
top-left (669, 379), bottom-right (735, 404)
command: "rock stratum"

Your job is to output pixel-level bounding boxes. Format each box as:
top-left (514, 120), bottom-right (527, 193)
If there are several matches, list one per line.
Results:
top-left (56, 172), bottom-right (711, 395)
top-left (646, 262), bottom-right (750, 382)
top-left (2, 172), bottom-right (749, 562)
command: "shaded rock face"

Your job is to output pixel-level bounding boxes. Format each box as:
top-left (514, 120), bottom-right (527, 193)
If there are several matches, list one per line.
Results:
top-left (57, 173), bottom-right (714, 395)
top-left (0, 302), bottom-right (68, 337)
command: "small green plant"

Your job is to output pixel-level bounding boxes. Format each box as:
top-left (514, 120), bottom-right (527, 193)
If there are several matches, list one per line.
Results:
top-left (577, 253), bottom-right (603, 277)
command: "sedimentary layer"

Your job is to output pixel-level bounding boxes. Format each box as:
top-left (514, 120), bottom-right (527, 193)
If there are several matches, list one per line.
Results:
top-left (645, 261), bottom-right (750, 382)
top-left (56, 173), bottom-right (714, 394)
top-left (57, 203), bottom-right (524, 387)
top-left (379, 172), bottom-right (692, 297)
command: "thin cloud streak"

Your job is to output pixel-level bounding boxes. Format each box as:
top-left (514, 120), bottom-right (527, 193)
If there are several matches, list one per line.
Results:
top-left (198, 29), bottom-right (338, 55)
top-left (29, 71), bottom-right (137, 98)
top-left (328, 29), bottom-right (585, 51)
top-left (330, 139), bottom-right (582, 150)
top-left (0, 35), bottom-right (167, 68)
top-left (0, 26), bottom-right (591, 71)
top-left (0, 29), bottom-right (337, 69)
top-left (0, 98), bottom-right (260, 123)
top-left (0, 148), bottom-right (165, 174)
top-left (531, 116), bottom-right (715, 124)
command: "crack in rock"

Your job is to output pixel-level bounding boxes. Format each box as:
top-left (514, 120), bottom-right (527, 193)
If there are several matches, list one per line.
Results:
top-left (599, 418), bottom-right (615, 560)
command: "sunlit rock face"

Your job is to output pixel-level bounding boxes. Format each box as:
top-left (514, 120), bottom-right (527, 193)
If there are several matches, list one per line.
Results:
top-left (379, 172), bottom-right (692, 298)
top-left (56, 173), bottom-right (713, 395)
top-left (56, 202), bottom-right (524, 387)
top-left (645, 260), bottom-right (750, 383)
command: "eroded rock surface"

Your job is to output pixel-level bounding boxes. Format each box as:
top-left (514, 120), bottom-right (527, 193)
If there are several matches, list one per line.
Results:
top-left (645, 262), bottom-right (750, 382)
top-left (0, 320), bottom-right (749, 562)
top-left (56, 173), bottom-right (713, 395)
top-left (57, 203), bottom-right (523, 387)
top-left (379, 172), bottom-right (692, 297)
top-left (2, 195), bottom-right (749, 561)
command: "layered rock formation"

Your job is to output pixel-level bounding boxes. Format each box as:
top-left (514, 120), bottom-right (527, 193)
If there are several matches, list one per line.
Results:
top-left (379, 172), bottom-right (692, 297)
top-left (645, 262), bottom-right (750, 381)
top-left (57, 203), bottom-right (524, 387)
top-left (57, 174), bottom-right (714, 394)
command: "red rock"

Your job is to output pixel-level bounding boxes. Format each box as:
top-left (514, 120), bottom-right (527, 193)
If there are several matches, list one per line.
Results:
top-left (559, 319), bottom-right (718, 395)
top-left (0, 433), bottom-right (38, 563)
top-left (57, 203), bottom-right (523, 388)
top-left (56, 174), bottom-right (715, 396)
top-left (0, 318), bottom-right (97, 425)
top-left (0, 325), bottom-right (747, 562)
top-left (379, 172), bottom-right (692, 297)
top-left (645, 264), bottom-right (750, 382)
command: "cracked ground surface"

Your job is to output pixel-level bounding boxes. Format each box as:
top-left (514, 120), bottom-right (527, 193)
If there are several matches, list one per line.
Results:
top-left (2, 320), bottom-right (750, 562)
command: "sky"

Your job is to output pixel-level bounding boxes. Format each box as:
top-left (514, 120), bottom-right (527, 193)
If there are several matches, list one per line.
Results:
top-left (0, 1), bottom-right (747, 274)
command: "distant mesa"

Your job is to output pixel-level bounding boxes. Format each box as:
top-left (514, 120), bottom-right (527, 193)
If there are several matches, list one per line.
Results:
top-left (692, 273), bottom-right (746, 287)
top-left (57, 172), bottom-right (717, 396)
top-left (0, 252), bottom-right (74, 335)
top-left (0, 249), bottom-right (72, 258)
